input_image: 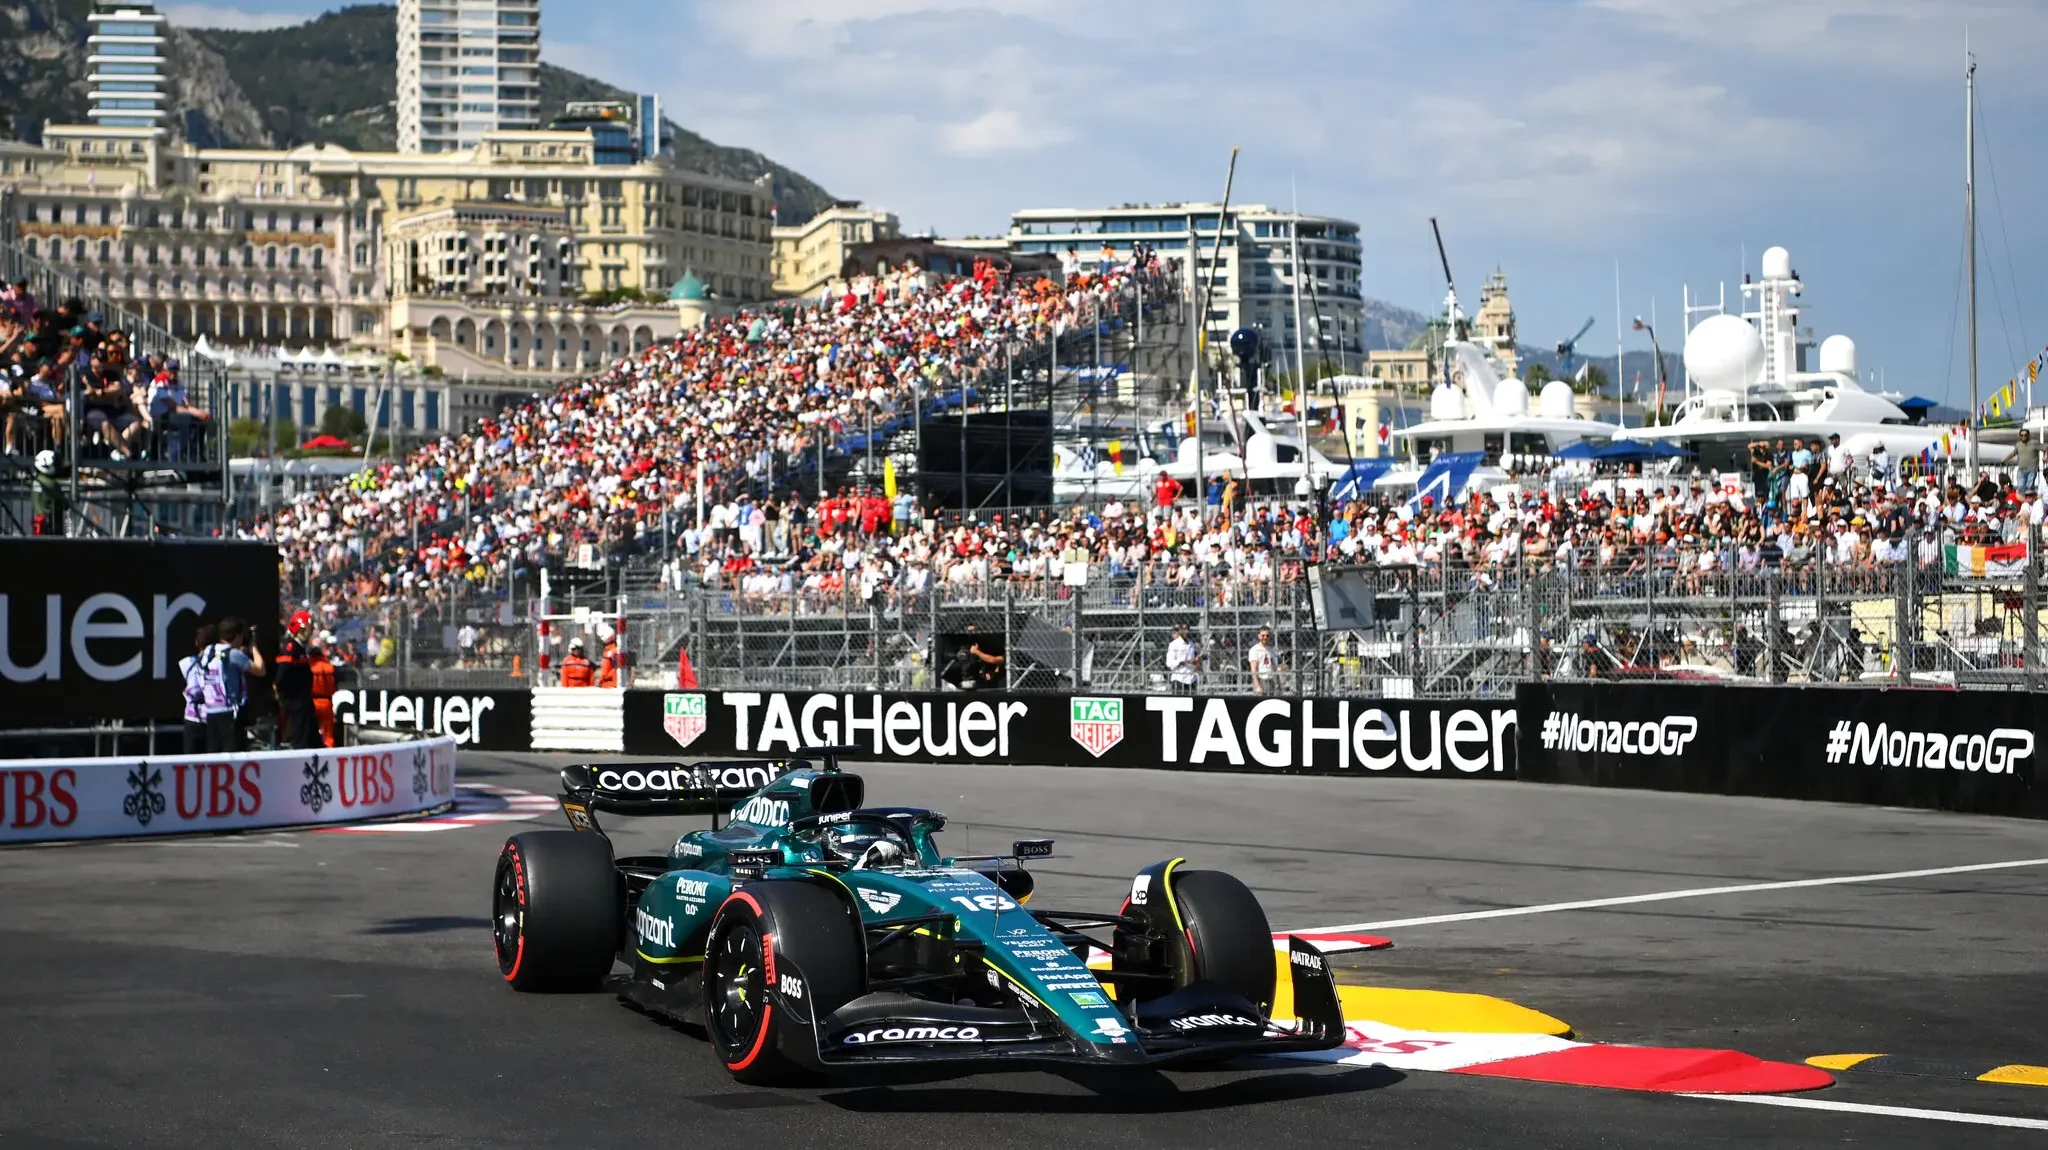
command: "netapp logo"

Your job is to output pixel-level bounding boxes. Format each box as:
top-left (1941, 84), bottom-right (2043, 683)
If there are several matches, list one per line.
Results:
top-left (1825, 720), bottom-right (2035, 774)
top-left (596, 765), bottom-right (776, 792)
top-left (0, 591), bottom-right (206, 683)
top-left (841, 1025), bottom-right (982, 1045)
top-left (721, 692), bottom-right (1028, 759)
top-left (333, 690), bottom-right (500, 746)
top-left (1539, 712), bottom-right (1700, 757)
top-left (1145, 698), bottom-right (1516, 772)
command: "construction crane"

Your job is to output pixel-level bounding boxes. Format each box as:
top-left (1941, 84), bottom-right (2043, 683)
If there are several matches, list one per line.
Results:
top-left (1555, 316), bottom-right (1595, 379)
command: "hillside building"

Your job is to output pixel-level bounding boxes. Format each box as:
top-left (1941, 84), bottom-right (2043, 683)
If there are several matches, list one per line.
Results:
top-left (85, 2), bottom-right (170, 135)
top-left (395, 0), bottom-right (542, 155)
top-left (770, 202), bottom-right (900, 297)
top-left (1004, 203), bottom-right (1368, 375)
top-left (1, 124), bottom-right (774, 387)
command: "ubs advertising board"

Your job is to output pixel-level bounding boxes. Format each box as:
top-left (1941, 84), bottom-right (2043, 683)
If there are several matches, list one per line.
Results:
top-left (1519, 680), bottom-right (2048, 819)
top-left (0, 539), bottom-right (280, 726)
top-left (624, 689), bottom-right (1517, 777)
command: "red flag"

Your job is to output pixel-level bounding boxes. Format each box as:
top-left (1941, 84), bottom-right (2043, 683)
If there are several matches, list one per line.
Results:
top-left (676, 646), bottom-right (699, 689)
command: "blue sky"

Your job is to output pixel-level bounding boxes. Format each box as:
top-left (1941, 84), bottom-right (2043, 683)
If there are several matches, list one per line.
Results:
top-left (173, 0), bottom-right (2048, 405)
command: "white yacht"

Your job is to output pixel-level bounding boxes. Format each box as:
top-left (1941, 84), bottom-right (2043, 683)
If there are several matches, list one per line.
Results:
top-left (1051, 409), bottom-right (1340, 501)
top-left (1613, 246), bottom-right (2002, 470)
top-left (1387, 340), bottom-right (1620, 479)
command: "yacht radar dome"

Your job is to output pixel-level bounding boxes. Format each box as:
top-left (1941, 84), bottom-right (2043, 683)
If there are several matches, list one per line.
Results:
top-left (1761, 246), bottom-right (1793, 281)
top-left (1685, 313), bottom-right (1766, 393)
top-left (1431, 384), bottom-right (1466, 421)
top-left (1819, 334), bottom-right (1857, 377)
top-left (1539, 379), bottom-right (1576, 419)
top-left (1494, 377), bottom-right (1530, 417)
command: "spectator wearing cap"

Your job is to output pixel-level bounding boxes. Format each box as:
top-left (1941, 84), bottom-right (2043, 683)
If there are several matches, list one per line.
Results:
top-left (597, 624), bottom-right (622, 688)
top-left (148, 366), bottom-right (208, 461)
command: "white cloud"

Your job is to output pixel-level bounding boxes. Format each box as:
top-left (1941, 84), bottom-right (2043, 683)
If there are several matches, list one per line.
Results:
top-left (939, 107), bottom-right (1073, 156)
top-left (161, 3), bottom-right (305, 31)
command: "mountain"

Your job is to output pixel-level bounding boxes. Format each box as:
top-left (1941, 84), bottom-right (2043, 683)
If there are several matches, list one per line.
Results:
top-left (1360, 298), bottom-right (1431, 352)
top-left (0, 1), bottom-right (837, 223)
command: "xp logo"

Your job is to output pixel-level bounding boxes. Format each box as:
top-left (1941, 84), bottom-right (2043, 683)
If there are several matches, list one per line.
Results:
top-left (300, 757), bottom-right (334, 814)
top-left (1069, 696), bottom-right (1125, 758)
top-left (663, 692), bottom-right (708, 748)
top-left (635, 908), bottom-right (675, 948)
top-left (731, 796), bottom-right (790, 827)
top-left (122, 763), bottom-right (166, 827)
top-left (842, 1025), bottom-right (981, 1045)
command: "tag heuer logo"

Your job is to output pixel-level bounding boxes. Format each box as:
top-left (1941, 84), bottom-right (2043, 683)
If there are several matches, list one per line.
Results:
top-left (1069, 697), bottom-right (1124, 758)
top-left (664, 692), bottom-right (708, 748)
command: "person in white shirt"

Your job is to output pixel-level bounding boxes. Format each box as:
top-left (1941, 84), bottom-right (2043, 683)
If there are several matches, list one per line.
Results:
top-left (1166, 623), bottom-right (1203, 694)
top-left (1247, 626), bottom-right (1279, 694)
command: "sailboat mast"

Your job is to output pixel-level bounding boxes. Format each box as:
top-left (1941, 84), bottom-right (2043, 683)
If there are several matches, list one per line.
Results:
top-left (1966, 46), bottom-right (1979, 482)
top-left (1291, 180), bottom-right (1310, 476)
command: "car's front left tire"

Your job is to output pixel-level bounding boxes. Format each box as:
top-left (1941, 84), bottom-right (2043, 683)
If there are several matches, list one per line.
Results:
top-left (702, 880), bottom-right (864, 1084)
top-left (493, 831), bottom-right (621, 992)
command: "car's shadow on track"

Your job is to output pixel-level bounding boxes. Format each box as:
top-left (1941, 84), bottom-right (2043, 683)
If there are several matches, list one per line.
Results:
top-left (814, 1064), bottom-right (1404, 1113)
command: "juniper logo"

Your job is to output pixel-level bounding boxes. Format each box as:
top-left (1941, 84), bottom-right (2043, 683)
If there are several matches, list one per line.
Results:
top-left (1069, 696), bottom-right (1124, 758)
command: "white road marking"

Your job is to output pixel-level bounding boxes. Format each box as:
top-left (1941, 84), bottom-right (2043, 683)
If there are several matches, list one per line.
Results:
top-left (1291, 857), bottom-right (2048, 933)
top-left (1691, 1093), bottom-right (2048, 1131)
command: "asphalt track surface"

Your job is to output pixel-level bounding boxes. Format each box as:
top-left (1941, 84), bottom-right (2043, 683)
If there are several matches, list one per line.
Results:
top-left (8, 753), bottom-right (2048, 1148)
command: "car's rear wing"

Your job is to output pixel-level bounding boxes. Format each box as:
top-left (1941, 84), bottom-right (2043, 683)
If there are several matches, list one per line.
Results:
top-left (558, 761), bottom-right (788, 834)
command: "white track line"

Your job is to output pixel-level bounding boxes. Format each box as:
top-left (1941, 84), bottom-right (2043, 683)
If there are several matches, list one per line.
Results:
top-left (1292, 857), bottom-right (2048, 933)
top-left (1690, 1093), bottom-right (2048, 1131)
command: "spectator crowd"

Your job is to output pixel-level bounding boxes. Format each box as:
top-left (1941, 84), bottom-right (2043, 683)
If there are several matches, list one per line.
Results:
top-left (236, 249), bottom-right (2042, 653)
top-left (0, 280), bottom-right (211, 468)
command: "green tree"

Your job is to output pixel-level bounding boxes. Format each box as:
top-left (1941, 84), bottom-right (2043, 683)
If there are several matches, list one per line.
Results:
top-left (1524, 363), bottom-right (1552, 384)
top-left (1578, 364), bottom-right (1610, 396)
top-left (319, 404), bottom-right (369, 439)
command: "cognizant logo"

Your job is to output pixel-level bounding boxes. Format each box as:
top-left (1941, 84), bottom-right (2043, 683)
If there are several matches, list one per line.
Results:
top-left (1540, 712), bottom-right (1699, 757)
top-left (1824, 721), bottom-right (2034, 774)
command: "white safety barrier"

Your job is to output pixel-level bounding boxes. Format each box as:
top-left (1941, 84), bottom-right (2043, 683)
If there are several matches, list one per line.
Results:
top-left (530, 687), bottom-right (625, 752)
top-left (0, 736), bottom-right (458, 845)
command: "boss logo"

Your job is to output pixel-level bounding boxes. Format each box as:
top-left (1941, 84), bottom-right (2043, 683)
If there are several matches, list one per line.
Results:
top-left (780, 974), bottom-right (804, 1001)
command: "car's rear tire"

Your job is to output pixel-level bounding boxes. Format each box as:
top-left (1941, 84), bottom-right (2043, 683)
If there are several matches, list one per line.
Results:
top-left (1165, 869), bottom-right (1276, 1016)
top-left (493, 831), bottom-right (620, 992)
top-left (703, 880), bottom-right (864, 1085)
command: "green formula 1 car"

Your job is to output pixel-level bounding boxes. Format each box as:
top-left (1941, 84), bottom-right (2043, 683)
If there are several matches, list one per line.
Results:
top-left (490, 747), bottom-right (1345, 1083)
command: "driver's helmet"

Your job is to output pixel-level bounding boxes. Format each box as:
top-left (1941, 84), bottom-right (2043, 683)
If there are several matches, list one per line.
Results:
top-left (822, 821), bottom-right (910, 869)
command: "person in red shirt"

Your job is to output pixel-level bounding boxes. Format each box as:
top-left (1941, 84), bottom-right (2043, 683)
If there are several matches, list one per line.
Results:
top-left (1154, 472), bottom-right (1183, 509)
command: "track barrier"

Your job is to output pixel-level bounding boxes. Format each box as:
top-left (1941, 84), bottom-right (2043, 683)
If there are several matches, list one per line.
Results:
top-left (533, 687), bottom-right (624, 752)
top-left (0, 736), bottom-right (458, 844)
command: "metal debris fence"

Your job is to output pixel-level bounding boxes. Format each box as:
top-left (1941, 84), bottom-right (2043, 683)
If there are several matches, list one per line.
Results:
top-left (333, 527), bottom-right (2048, 697)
